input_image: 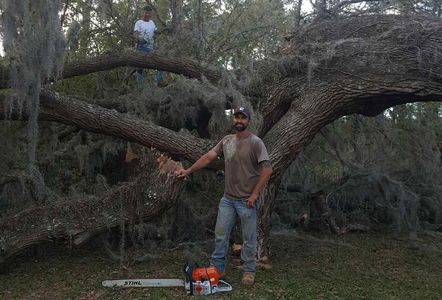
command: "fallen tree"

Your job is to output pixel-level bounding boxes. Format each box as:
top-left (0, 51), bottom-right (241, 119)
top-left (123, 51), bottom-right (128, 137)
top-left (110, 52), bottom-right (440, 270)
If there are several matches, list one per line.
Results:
top-left (0, 154), bottom-right (183, 266)
top-left (1, 14), bottom-right (442, 264)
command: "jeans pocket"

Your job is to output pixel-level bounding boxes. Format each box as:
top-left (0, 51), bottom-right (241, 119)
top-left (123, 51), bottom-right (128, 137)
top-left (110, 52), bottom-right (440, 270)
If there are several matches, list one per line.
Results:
top-left (241, 199), bottom-right (251, 209)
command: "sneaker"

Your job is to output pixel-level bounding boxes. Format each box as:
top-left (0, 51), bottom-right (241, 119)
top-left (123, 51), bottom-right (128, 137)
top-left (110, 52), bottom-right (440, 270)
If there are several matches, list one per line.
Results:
top-left (241, 272), bottom-right (255, 285)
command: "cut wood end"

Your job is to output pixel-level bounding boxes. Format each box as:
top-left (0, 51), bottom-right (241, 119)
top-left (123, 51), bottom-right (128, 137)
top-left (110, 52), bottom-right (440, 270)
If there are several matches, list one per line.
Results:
top-left (156, 155), bottom-right (183, 175)
top-left (124, 142), bottom-right (138, 162)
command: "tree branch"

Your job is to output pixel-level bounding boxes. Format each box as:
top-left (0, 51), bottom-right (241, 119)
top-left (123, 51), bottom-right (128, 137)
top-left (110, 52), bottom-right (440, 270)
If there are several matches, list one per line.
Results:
top-left (0, 50), bottom-right (223, 90)
top-left (0, 155), bottom-right (185, 267)
top-left (0, 89), bottom-right (219, 165)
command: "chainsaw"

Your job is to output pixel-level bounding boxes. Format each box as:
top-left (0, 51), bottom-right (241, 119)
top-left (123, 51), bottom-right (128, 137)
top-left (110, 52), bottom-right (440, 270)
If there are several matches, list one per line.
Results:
top-left (102, 262), bottom-right (233, 296)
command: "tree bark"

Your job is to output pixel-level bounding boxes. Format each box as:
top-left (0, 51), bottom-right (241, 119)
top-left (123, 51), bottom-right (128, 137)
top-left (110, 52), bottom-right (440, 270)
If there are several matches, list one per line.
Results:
top-left (0, 50), bottom-right (222, 89)
top-left (257, 78), bottom-right (442, 258)
top-left (62, 50), bottom-right (222, 83)
top-left (0, 90), bottom-right (217, 166)
top-left (255, 13), bottom-right (442, 257)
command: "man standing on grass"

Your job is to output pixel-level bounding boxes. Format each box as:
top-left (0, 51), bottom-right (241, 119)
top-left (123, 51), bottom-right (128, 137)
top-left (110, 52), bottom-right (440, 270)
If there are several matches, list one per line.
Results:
top-left (176, 106), bottom-right (272, 285)
top-left (133, 5), bottom-right (164, 85)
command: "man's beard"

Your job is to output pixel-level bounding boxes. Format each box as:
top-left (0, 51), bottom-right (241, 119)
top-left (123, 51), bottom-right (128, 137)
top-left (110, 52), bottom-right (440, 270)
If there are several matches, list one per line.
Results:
top-left (234, 123), bottom-right (247, 132)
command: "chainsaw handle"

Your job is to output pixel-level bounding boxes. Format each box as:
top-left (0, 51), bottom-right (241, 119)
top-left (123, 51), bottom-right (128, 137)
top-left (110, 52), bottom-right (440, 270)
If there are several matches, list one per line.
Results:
top-left (214, 280), bottom-right (233, 293)
top-left (183, 262), bottom-right (193, 285)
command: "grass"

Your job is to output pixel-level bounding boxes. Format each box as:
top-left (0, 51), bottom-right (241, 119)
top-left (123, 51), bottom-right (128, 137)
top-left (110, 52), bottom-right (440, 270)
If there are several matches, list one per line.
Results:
top-left (1, 231), bottom-right (441, 299)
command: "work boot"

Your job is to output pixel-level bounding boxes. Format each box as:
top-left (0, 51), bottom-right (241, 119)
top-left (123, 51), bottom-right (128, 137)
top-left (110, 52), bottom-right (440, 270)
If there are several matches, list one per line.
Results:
top-left (241, 272), bottom-right (255, 285)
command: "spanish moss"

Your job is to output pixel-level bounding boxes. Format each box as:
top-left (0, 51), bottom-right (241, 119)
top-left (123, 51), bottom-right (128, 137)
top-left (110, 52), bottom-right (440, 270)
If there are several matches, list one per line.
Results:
top-left (1, 0), bottom-right (65, 191)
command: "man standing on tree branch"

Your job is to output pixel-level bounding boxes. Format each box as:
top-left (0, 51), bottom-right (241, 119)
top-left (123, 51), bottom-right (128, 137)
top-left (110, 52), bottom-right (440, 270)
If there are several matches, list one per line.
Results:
top-left (176, 106), bottom-right (272, 286)
top-left (133, 5), bottom-right (164, 86)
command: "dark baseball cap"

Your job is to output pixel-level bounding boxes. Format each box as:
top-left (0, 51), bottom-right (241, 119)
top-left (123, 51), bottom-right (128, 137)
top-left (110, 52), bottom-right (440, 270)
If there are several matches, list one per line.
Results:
top-left (233, 106), bottom-right (251, 119)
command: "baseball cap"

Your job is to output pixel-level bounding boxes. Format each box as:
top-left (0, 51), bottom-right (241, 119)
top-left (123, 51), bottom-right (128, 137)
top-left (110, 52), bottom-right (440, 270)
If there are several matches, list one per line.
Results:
top-left (233, 106), bottom-right (251, 119)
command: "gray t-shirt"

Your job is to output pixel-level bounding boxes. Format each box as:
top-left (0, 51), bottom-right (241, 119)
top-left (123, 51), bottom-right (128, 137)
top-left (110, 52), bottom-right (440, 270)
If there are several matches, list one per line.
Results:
top-left (212, 133), bottom-right (270, 200)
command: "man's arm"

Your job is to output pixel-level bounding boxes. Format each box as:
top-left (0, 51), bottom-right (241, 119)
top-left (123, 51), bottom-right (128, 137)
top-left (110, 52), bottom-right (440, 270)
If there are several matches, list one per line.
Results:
top-left (175, 150), bottom-right (218, 178)
top-left (247, 161), bottom-right (273, 208)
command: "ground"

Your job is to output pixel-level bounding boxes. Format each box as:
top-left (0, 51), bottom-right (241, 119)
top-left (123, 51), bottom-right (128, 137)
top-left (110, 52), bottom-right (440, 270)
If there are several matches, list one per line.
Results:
top-left (1, 231), bottom-right (441, 299)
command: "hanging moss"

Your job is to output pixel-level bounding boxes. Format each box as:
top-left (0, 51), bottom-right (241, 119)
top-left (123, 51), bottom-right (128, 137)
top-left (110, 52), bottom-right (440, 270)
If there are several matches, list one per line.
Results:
top-left (1, 0), bottom-right (66, 202)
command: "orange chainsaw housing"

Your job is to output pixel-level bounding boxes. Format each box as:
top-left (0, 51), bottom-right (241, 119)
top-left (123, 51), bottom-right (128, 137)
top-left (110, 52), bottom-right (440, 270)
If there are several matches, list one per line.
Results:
top-left (191, 266), bottom-right (220, 286)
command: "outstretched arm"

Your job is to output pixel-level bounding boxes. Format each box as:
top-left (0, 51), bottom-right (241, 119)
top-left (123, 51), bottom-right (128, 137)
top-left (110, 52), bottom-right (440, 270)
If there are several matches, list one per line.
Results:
top-left (175, 150), bottom-right (218, 178)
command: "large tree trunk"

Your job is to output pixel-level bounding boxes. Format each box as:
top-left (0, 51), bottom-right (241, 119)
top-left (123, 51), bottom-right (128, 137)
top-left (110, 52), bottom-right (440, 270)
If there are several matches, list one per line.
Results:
top-left (254, 14), bottom-right (442, 259)
top-left (0, 154), bottom-right (184, 267)
top-left (257, 181), bottom-right (279, 260)
top-left (256, 79), bottom-right (442, 258)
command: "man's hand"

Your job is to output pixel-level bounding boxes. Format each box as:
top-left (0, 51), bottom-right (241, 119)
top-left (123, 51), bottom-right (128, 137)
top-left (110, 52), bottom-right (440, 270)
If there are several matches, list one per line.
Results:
top-left (246, 193), bottom-right (258, 208)
top-left (175, 168), bottom-right (190, 178)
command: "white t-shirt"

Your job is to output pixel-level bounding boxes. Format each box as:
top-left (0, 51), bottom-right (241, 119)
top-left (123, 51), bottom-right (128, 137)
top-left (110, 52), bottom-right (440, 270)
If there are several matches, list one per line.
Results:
top-left (134, 20), bottom-right (156, 48)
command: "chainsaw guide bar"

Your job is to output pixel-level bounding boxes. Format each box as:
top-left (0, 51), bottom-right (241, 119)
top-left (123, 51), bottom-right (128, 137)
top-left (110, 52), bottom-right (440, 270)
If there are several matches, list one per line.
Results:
top-left (102, 279), bottom-right (185, 288)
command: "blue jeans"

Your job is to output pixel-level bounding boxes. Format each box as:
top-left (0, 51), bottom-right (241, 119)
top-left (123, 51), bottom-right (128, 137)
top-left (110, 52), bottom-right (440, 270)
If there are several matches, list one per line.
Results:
top-left (211, 196), bottom-right (258, 274)
top-left (136, 44), bottom-right (164, 84)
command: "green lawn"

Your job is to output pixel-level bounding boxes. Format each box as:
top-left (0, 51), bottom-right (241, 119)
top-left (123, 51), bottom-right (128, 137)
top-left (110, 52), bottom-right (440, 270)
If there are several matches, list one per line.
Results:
top-left (1, 232), bottom-right (441, 299)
